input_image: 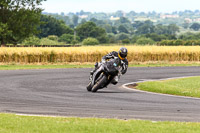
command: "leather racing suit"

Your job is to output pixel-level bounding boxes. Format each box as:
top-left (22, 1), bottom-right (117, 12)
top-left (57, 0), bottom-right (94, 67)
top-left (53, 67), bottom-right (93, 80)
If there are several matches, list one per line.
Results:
top-left (92, 51), bottom-right (128, 85)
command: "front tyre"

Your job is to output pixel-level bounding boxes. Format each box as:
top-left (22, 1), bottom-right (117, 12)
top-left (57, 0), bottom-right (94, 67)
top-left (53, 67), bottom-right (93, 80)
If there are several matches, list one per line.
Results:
top-left (91, 75), bottom-right (107, 92)
top-left (86, 82), bottom-right (92, 91)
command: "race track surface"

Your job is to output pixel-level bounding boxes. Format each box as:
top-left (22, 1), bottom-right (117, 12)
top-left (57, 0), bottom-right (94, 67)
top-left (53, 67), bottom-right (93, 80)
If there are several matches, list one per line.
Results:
top-left (0, 67), bottom-right (200, 122)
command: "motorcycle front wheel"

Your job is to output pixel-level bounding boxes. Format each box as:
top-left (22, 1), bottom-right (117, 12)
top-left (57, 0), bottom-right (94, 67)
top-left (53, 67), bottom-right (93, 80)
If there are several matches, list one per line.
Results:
top-left (91, 75), bottom-right (107, 92)
top-left (86, 82), bottom-right (92, 92)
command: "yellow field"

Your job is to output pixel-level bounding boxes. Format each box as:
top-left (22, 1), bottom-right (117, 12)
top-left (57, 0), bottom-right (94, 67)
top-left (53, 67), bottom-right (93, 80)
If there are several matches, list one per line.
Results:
top-left (1, 46), bottom-right (200, 64)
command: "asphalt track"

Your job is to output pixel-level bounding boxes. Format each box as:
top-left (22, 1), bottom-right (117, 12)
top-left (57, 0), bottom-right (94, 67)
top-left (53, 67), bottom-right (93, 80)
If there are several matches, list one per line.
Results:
top-left (1, 67), bottom-right (200, 122)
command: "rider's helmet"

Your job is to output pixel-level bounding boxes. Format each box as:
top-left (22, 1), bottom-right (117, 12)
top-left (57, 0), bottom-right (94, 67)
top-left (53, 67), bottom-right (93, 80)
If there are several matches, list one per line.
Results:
top-left (118, 47), bottom-right (128, 60)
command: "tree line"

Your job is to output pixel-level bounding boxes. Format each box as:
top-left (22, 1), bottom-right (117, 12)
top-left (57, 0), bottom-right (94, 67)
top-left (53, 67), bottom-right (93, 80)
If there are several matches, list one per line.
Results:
top-left (26, 15), bottom-right (200, 46)
top-left (44, 10), bottom-right (200, 27)
top-left (1, 1), bottom-right (200, 46)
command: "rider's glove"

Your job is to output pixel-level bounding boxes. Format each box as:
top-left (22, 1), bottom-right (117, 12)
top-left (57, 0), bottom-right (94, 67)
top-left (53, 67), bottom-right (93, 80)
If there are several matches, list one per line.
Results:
top-left (101, 59), bottom-right (106, 63)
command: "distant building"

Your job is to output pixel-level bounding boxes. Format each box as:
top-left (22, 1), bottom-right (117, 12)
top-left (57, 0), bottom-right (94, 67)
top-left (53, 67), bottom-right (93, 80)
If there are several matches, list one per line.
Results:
top-left (184, 18), bottom-right (200, 23)
top-left (184, 18), bottom-right (193, 23)
top-left (160, 14), bottom-right (179, 19)
top-left (110, 16), bottom-right (120, 20)
top-left (134, 17), bottom-right (157, 22)
top-left (194, 18), bottom-right (200, 23)
top-left (79, 15), bottom-right (88, 19)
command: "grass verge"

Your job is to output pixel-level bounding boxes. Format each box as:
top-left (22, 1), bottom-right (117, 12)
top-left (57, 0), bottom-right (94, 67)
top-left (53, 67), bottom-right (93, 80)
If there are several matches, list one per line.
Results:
top-left (0, 113), bottom-right (200, 133)
top-left (1, 62), bottom-right (200, 70)
top-left (135, 76), bottom-right (200, 98)
top-left (0, 64), bottom-right (93, 70)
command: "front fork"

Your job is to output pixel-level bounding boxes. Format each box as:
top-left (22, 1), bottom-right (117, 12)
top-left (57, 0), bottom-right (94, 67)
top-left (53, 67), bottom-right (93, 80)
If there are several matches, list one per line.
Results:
top-left (89, 74), bottom-right (93, 81)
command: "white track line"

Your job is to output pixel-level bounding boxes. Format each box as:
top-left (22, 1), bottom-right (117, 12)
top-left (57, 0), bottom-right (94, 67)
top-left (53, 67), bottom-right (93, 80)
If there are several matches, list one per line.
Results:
top-left (122, 76), bottom-right (200, 100)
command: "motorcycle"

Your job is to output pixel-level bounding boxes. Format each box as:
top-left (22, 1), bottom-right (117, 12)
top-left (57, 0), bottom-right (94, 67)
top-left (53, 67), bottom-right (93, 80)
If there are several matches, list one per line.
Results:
top-left (86, 57), bottom-right (122, 92)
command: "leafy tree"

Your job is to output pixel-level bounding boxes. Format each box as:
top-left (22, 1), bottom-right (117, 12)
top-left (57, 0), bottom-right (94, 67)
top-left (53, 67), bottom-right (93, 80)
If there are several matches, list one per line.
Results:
top-left (165, 34), bottom-right (177, 40)
top-left (159, 40), bottom-right (193, 46)
top-left (59, 34), bottom-right (80, 44)
top-left (102, 24), bottom-right (112, 33)
top-left (132, 21), bottom-right (145, 29)
top-left (144, 20), bottom-right (154, 26)
top-left (190, 23), bottom-right (200, 31)
top-left (40, 38), bottom-right (65, 45)
top-left (47, 35), bottom-right (59, 41)
top-left (76, 21), bottom-right (107, 43)
top-left (122, 39), bottom-right (130, 44)
top-left (72, 15), bottom-right (79, 27)
top-left (82, 37), bottom-right (99, 45)
top-left (182, 22), bottom-right (190, 29)
top-left (22, 36), bottom-right (40, 46)
top-left (174, 39), bottom-right (184, 46)
top-left (112, 26), bottom-right (118, 34)
top-left (136, 37), bottom-right (155, 45)
top-left (38, 15), bottom-right (73, 38)
top-left (96, 34), bottom-right (109, 43)
top-left (131, 35), bottom-right (140, 43)
top-left (136, 24), bottom-right (155, 35)
top-left (60, 12), bottom-right (65, 16)
top-left (64, 16), bottom-right (71, 25)
top-left (116, 33), bottom-right (130, 40)
top-left (128, 11), bottom-right (137, 16)
top-left (109, 37), bottom-right (116, 43)
top-left (167, 24), bottom-right (180, 35)
top-left (135, 20), bottom-right (155, 35)
top-left (115, 10), bottom-right (124, 17)
top-left (80, 19), bottom-right (87, 24)
top-left (118, 17), bottom-right (131, 24)
top-left (0, 0), bottom-right (45, 45)
top-left (59, 34), bottom-right (73, 44)
top-left (154, 24), bottom-right (179, 35)
top-left (107, 33), bottom-right (117, 43)
top-left (51, 15), bottom-right (71, 25)
top-left (154, 24), bottom-right (168, 35)
top-left (118, 25), bottom-right (129, 33)
top-left (179, 32), bottom-right (200, 40)
top-left (90, 18), bottom-right (98, 23)
top-left (145, 33), bottom-right (167, 41)
top-left (90, 17), bottom-right (107, 26)
top-left (0, 22), bottom-right (12, 45)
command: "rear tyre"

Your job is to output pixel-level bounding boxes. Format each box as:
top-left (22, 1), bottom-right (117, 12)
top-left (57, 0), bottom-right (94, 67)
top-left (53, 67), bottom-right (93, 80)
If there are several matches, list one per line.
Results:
top-left (91, 75), bottom-right (107, 92)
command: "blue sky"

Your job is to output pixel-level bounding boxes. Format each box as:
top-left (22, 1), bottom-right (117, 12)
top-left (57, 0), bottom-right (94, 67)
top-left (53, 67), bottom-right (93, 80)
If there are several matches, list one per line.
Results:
top-left (41, 0), bottom-right (200, 13)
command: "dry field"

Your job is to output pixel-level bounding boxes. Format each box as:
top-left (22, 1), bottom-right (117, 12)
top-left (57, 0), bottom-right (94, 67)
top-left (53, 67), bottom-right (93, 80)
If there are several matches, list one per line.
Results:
top-left (1, 46), bottom-right (200, 64)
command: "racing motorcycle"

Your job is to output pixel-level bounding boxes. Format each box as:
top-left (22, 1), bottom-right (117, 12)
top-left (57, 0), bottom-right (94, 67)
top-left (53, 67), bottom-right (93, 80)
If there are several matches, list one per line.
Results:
top-left (86, 57), bottom-right (122, 92)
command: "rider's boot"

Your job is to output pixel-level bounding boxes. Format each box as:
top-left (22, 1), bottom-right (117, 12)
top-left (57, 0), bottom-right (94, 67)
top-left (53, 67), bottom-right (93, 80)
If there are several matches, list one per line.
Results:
top-left (111, 75), bottom-right (119, 85)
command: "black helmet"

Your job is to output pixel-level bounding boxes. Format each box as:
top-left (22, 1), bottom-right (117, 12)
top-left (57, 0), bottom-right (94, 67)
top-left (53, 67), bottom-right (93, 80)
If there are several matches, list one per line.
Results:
top-left (118, 47), bottom-right (128, 60)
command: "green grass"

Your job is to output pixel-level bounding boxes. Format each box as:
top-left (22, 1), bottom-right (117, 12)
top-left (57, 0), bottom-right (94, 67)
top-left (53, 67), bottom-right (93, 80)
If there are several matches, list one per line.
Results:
top-left (1, 113), bottom-right (200, 133)
top-left (0, 64), bottom-right (93, 70)
top-left (1, 62), bottom-right (200, 70)
top-left (136, 76), bottom-right (200, 98)
top-left (129, 63), bottom-right (200, 67)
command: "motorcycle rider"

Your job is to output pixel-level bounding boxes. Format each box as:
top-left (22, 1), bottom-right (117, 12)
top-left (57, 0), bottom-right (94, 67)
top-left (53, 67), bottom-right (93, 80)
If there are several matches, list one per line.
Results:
top-left (90, 47), bottom-right (128, 85)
